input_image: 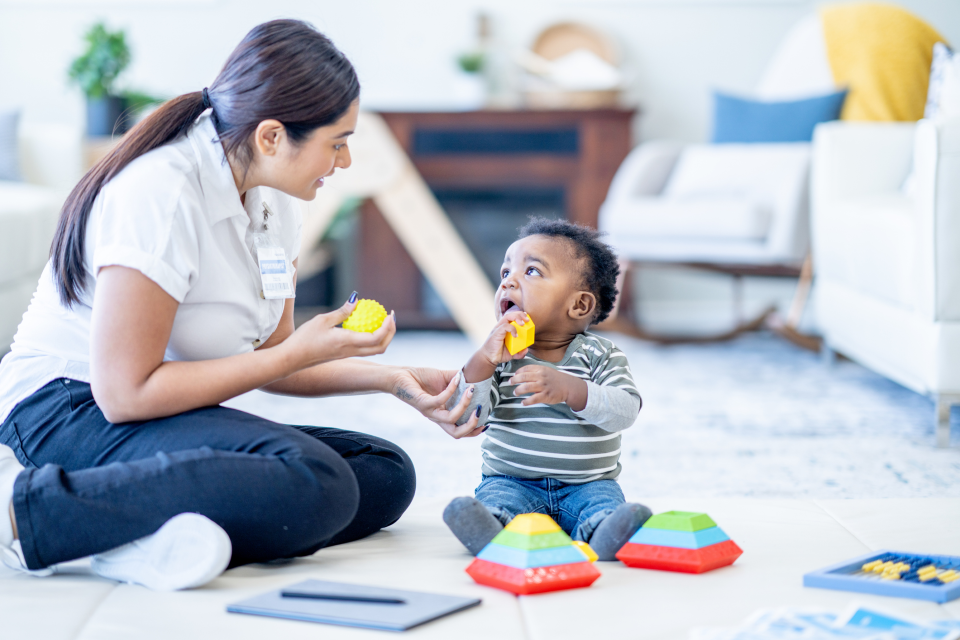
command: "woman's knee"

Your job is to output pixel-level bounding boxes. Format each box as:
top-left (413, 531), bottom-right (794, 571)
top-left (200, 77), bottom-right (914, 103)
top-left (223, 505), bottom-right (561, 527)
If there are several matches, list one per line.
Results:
top-left (261, 431), bottom-right (363, 547)
top-left (299, 428), bottom-right (417, 514)
top-left (318, 435), bottom-right (416, 547)
top-left (301, 450), bottom-right (365, 537)
top-left (360, 435), bottom-right (416, 525)
top-left (378, 437), bottom-right (416, 496)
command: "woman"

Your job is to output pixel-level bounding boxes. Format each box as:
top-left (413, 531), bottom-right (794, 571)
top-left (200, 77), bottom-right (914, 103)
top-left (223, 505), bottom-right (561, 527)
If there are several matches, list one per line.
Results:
top-left (0, 20), bottom-right (483, 591)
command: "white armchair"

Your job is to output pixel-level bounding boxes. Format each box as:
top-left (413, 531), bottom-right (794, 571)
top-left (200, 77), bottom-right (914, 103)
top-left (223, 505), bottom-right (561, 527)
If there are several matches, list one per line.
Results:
top-left (600, 141), bottom-right (811, 266)
top-left (0, 123), bottom-right (82, 353)
top-left (811, 118), bottom-right (960, 446)
top-left (598, 14), bottom-right (832, 339)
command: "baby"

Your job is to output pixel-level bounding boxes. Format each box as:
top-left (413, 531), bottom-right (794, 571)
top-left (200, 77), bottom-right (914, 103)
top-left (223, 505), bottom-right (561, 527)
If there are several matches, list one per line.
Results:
top-left (443, 218), bottom-right (651, 560)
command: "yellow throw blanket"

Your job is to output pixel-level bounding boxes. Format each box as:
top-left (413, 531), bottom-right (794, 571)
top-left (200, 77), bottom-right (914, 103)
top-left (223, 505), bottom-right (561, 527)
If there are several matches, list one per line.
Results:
top-left (821, 3), bottom-right (946, 121)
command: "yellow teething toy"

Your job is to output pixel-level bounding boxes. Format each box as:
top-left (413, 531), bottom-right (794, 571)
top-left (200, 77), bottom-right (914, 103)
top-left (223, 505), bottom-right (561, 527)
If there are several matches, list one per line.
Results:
top-left (505, 317), bottom-right (535, 355)
top-left (343, 299), bottom-right (388, 333)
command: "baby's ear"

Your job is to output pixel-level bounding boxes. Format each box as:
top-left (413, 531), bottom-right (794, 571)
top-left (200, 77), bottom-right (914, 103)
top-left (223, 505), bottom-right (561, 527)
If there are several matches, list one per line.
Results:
top-left (569, 291), bottom-right (597, 321)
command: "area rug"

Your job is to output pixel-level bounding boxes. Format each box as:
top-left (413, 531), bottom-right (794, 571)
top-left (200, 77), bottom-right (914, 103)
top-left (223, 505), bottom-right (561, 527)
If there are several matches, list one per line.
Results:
top-left (223, 332), bottom-right (960, 500)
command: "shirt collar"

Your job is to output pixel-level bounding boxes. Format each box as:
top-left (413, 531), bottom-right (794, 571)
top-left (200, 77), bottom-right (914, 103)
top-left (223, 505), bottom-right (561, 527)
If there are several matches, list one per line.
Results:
top-left (188, 113), bottom-right (248, 226)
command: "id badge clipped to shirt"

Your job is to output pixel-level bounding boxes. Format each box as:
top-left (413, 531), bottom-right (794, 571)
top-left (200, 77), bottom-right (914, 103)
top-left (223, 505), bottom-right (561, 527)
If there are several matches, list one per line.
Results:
top-left (254, 231), bottom-right (295, 300)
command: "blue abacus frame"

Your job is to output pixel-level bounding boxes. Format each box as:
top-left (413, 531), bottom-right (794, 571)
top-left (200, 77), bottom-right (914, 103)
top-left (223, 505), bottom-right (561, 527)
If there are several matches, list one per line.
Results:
top-left (804, 550), bottom-right (960, 603)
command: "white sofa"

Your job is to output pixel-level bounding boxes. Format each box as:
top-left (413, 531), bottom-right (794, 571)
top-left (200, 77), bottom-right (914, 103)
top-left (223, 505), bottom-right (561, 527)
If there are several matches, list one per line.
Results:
top-left (0, 124), bottom-right (82, 353)
top-left (811, 118), bottom-right (960, 447)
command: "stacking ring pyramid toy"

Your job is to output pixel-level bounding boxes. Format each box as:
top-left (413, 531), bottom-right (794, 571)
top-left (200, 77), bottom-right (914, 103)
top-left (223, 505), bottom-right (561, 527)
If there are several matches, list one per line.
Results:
top-left (466, 513), bottom-right (601, 595)
top-left (616, 511), bottom-right (742, 574)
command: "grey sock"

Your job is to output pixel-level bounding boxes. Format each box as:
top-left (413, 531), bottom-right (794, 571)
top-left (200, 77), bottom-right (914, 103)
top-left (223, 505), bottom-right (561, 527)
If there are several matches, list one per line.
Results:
top-left (589, 502), bottom-right (653, 561)
top-left (443, 497), bottom-right (504, 556)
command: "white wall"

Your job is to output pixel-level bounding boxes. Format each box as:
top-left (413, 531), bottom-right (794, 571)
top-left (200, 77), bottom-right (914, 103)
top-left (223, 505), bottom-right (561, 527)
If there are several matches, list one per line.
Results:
top-left (2, 0), bottom-right (958, 142)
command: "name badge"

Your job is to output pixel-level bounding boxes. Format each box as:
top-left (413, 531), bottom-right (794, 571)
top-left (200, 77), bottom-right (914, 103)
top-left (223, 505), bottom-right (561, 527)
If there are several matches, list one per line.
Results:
top-left (255, 235), bottom-right (295, 300)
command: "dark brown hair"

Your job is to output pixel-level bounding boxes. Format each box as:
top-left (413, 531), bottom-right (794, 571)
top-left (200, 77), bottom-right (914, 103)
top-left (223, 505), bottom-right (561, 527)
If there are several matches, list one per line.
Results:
top-left (51, 19), bottom-right (360, 306)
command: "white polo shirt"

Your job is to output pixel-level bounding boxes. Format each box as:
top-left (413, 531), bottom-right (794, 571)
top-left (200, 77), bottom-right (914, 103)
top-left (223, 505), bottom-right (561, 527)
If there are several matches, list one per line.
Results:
top-left (0, 112), bottom-right (302, 424)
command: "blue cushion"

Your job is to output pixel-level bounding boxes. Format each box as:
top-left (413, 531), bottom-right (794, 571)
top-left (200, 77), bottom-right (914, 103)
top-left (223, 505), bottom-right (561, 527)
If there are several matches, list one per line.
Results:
top-left (711, 90), bottom-right (848, 144)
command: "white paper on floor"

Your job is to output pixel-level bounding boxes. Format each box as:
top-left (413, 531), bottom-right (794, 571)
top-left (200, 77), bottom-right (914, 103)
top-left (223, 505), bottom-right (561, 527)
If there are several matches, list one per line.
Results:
top-left (690, 604), bottom-right (960, 640)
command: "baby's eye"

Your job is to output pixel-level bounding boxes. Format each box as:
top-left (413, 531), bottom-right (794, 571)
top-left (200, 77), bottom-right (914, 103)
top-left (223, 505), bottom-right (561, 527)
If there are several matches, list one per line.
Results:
top-left (500, 269), bottom-right (510, 279)
top-left (526, 267), bottom-right (541, 276)
top-left (334, 144), bottom-right (345, 151)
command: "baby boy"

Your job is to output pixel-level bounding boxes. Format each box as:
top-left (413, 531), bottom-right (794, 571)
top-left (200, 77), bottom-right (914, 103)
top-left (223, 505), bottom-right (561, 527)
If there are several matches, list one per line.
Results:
top-left (443, 218), bottom-right (651, 560)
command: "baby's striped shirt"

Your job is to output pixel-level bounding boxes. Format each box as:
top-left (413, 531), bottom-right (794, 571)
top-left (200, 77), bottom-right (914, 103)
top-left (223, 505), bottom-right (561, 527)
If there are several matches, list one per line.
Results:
top-left (473, 332), bottom-right (641, 484)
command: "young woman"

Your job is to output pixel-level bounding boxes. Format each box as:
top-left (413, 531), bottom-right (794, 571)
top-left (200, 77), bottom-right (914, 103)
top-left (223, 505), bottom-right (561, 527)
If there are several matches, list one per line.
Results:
top-left (0, 19), bottom-right (483, 591)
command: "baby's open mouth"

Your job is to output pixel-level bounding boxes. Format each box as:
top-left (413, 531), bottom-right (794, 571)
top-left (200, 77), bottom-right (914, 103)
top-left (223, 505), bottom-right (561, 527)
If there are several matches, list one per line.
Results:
top-left (500, 298), bottom-right (522, 315)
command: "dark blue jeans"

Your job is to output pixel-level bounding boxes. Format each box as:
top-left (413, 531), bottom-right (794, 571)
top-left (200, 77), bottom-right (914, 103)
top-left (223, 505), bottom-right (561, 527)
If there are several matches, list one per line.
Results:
top-left (0, 379), bottom-right (416, 570)
top-left (474, 475), bottom-right (624, 542)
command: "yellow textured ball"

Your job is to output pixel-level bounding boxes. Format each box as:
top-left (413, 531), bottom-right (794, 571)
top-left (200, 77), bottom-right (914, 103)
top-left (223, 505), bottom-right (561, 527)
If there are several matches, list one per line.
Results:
top-left (342, 299), bottom-right (388, 333)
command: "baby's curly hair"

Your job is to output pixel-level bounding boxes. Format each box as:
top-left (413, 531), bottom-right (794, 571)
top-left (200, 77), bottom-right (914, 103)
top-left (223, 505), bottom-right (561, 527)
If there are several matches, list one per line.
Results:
top-left (518, 217), bottom-right (620, 325)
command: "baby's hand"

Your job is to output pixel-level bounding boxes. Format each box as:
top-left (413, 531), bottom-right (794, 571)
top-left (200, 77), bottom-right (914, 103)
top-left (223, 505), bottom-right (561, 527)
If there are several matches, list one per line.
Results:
top-left (463, 311), bottom-right (530, 384)
top-left (481, 311), bottom-right (531, 366)
top-left (511, 365), bottom-right (587, 411)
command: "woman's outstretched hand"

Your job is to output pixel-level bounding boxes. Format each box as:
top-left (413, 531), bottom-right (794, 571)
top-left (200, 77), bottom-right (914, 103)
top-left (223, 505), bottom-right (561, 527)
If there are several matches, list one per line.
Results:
top-left (281, 296), bottom-right (396, 369)
top-left (391, 367), bottom-right (486, 439)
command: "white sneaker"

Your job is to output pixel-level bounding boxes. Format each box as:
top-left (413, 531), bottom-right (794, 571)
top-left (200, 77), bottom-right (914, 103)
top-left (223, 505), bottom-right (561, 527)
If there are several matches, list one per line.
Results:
top-left (0, 445), bottom-right (51, 576)
top-left (0, 540), bottom-right (56, 577)
top-left (0, 443), bottom-right (22, 548)
top-left (91, 513), bottom-right (232, 591)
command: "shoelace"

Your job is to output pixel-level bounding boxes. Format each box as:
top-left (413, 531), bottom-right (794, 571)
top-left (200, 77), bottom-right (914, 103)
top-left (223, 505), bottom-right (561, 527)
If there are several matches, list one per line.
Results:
top-left (0, 541), bottom-right (55, 577)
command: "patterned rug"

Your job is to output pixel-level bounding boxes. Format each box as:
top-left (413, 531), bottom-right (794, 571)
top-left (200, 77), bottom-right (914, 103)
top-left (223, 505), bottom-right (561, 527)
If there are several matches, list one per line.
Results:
top-left (224, 331), bottom-right (960, 500)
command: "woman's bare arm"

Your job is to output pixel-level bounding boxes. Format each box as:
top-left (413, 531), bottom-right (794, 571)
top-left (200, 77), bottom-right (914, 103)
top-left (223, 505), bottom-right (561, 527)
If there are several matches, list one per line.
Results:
top-left (255, 293), bottom-right (485, 437)
top-left (253, 260), bottom-right (402, 397)
top-left (89, 265), bottom-right (394, 423)
top-left (263, 358), bottom-right (399, 396)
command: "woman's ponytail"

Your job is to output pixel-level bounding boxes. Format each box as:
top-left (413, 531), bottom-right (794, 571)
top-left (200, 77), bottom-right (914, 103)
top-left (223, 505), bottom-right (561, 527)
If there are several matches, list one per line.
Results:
top-left (50, 19), bottom-right (359, 307)
top-left (51, 92), bottom-right (209, 306)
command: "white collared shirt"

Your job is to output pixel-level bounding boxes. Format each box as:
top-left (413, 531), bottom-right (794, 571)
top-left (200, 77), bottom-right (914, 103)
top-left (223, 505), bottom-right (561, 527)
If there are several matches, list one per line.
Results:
top-left (0, 112), bottom-right (302, 424)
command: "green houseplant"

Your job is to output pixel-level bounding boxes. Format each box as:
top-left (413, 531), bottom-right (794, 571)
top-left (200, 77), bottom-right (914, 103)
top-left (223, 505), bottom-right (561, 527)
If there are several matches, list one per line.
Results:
top-left (69, 23), bottom-right (162, 136)
top-left (69, 23), bottom-right (130, 136)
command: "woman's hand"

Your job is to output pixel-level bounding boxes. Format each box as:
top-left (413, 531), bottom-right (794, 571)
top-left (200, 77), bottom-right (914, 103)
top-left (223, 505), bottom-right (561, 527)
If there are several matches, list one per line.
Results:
top-left (280, 297), bottom-right (397, 370)
top-left (391, 367), bottom-right (486, 439)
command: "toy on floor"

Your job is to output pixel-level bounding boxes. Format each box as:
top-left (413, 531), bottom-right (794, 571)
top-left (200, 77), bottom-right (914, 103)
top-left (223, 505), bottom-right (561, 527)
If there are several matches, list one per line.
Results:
top-left (571, 540), bottom-right (598, 563)
top-left (615, 510), bottom-right (742, 574)
top-left (804, 551), bottom-right (960, 603)
top-left (504, 317), bottom-right (535, 355)
top-left (465, 513), bottom-right (601, 595)
top-left (342, 299), bottom-right (388, 333)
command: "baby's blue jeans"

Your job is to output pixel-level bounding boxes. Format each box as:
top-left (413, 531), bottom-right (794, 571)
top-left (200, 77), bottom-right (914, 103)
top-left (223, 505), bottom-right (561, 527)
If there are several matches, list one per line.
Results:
top-left (474, 475), bottom-right (624, 542)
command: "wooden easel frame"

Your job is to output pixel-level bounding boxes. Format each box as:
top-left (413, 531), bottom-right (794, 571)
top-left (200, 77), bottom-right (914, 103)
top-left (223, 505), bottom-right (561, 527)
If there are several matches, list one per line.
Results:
top-left (298, 113), bottom-right (495, 344)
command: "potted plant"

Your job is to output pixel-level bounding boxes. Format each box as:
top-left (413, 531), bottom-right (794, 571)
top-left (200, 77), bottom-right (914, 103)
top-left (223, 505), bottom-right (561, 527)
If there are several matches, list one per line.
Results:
top-left (69, 23), bottom-right (133, 136)
top-left (452, 51), bottom-right (487, 109)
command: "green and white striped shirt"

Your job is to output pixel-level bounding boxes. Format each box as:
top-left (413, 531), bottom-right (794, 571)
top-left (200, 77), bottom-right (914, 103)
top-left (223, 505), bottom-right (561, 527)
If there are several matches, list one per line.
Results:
top-left (454, 332), bottom-right (641, 484)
